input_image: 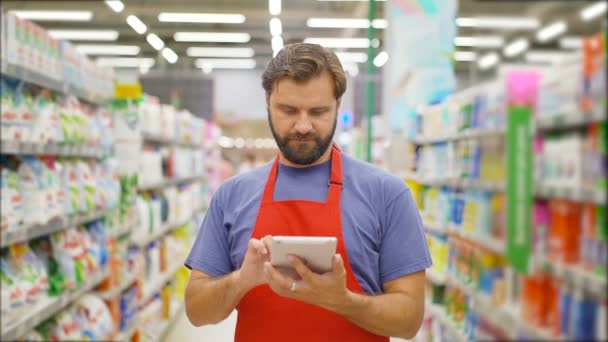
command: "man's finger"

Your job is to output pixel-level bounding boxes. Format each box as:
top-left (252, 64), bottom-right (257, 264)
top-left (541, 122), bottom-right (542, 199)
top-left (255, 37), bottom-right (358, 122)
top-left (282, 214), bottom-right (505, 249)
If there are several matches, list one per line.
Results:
top-left (264, 262), bottom-right (293, 292)
top-left (332, 254), bottom-right (345, 274)
top-left (288, 255), bottom-right (314, 281)
top-left (249, 239), bottom-right (267, 256)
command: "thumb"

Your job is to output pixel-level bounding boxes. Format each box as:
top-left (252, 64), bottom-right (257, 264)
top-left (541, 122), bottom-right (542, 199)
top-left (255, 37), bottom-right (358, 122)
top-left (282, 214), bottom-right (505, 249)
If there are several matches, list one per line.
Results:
top-left (333, 254), bottom-right (344, 272)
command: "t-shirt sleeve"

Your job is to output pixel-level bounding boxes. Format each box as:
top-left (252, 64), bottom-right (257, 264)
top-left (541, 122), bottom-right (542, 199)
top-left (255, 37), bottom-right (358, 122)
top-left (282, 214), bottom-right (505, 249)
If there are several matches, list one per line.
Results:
top-left (184, 186), bottom-right (234, 277)
top-left (379, 185), bottom-right (432, 285)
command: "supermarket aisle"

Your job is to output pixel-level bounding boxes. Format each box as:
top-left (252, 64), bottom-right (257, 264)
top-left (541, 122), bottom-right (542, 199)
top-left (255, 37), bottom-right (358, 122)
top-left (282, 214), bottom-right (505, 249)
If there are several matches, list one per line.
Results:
top-left (165, 310), bottom-right (238, 342)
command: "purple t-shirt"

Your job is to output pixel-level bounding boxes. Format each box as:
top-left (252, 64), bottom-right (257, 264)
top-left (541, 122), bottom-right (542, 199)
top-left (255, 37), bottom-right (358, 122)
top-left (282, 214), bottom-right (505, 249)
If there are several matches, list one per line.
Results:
top-left (185, 153), bottom-right (432, 294)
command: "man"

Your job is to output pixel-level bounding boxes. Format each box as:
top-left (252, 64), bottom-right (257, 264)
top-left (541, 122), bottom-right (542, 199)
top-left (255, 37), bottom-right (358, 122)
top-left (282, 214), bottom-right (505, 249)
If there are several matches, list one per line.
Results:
top-left (184, 43), bottom-right (432, 341)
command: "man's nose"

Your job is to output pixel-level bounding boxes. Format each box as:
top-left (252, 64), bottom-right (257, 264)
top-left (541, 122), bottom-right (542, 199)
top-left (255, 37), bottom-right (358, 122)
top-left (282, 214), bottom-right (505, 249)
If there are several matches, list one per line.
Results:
top-left (294, 113), bottom-right (313, 135)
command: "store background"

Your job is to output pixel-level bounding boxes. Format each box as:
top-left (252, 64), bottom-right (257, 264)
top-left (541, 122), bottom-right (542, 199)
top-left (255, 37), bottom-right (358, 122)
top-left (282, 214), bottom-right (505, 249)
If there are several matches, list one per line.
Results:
top-left (0, 0), bottom-right (605, 341)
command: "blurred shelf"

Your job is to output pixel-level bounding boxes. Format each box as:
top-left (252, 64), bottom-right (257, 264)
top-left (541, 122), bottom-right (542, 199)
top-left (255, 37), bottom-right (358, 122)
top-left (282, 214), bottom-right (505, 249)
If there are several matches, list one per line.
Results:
top-left (1, 63), bottom-right (109, 105)
top-left (410, 127), bottom-right (505, 145)
top-left (1, 207), bottom-right (115, 248)
top-left (138, 175), bottom-right (206, 191)
top-left (115, 322), bottom-right (138, 342)
top-left (94, 273), bottom-right (138, 300)
top-left (447, 226), bottom-right (506, 256)
top-left (139, 262), bottom-right (183, 306)
top-left (105, 219), bottom-right (137, 240)
top-left (0, 266), bottom-right (110, 341)
top-left (142, 132), bottom-right (205, 149)
top-left (150, 301), bottom-right (186, 342)
top-left (424, 222), bottom-right (448, 235)
top-left (131, 215), bottom-right (194, 248)
top-left (536, 110), bottom-right (605, 132)
top-left (536, 256), bottom-right (607, 298)
top-left (1, 140), bottom-right (105, 158)
top-left (401, 174), bottom-right (506, 192)
top-left (427, 270), bottom-right (447, 285)
top-left (426, 303), bottom-right (468, 342)
top-left (535, 184), bottom-right (606, 205)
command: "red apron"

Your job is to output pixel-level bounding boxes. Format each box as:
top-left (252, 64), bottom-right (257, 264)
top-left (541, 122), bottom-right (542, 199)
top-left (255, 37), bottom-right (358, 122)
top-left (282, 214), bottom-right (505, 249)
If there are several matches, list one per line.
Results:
top-left (234, 144), bottom-right (389, 342)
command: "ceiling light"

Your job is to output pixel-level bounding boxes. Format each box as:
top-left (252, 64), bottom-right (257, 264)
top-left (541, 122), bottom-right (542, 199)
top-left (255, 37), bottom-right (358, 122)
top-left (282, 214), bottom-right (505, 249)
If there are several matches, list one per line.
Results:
top-left (272, 36), bottom-right (284, 52)
top-left (559, 36), bottom-right (583, 49)
top-left (303, 38), bottom-right (370, 48)
top-left (174, 32), bottom-right (251, 43)
top-left (335, 52), bottom-right (368, 63)
top-left (453, 51), bottom-right (477, 62)
top-left (580, 1), bottom-right (607, 21)
top-left (96, 57), bottom-right (154, 68)
top-left (187, 47), bottom-right (255, 58)
top-left (503, 38), bottom-right (529, 57)
top-left (139, 64), bottom-right (151, 75)
top-left (158, 12), bottom-right (246, 24)
top-left (536, 21), bottom-right (567, 42)
top-left (76, 44), bottom-right (140, 55)
top-left (127, 15), bottom-right (147, 35)
top-left (373, 51), bottom-right (388, 67)
top-left (478, 52), bottom-right (499, 70)
top-left (269, 0), bottom-right (281, 16)
top-left (306, 18), bottom-right (387, 29)
top-left (270, 18), bottom-right (282, 36)
top-left (11, 10), bottom-right (93, 21)
top-left (146, 33), bottom-right (165, 51)
top-left (343, 63), bottom-right (359, 77)
top-left (48, 30), bottom-right (119, 41)
top-left (525, 51), bottom-right (574, 64)
top-left (454, 36), bottom-right (504, 48)
top-left (195, 58), bottom-right (256, 69)
top-left (162, 47), bottom-right (178, 64)
top-left (104, 1), bottom-right (124, 13)
top-left (456, 17), bottom-right (540, 30)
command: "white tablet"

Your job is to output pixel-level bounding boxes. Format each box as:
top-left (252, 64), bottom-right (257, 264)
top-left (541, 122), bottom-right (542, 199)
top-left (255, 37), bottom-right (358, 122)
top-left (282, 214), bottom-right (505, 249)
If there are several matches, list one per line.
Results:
top-left (269, 236), bottom-right (338, 277)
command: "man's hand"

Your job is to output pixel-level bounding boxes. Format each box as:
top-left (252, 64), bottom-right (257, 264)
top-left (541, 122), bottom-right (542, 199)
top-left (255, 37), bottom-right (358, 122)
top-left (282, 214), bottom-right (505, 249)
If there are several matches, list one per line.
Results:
top-left (236, 236), bottom-right (272, 292)
top-left (262, 254), bottom-right (351, 311)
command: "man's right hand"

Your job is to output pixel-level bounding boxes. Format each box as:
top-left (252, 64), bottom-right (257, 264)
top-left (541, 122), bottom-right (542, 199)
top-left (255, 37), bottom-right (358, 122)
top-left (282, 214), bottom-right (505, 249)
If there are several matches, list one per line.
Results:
top-left (236, 236), bottom-right (272, 292)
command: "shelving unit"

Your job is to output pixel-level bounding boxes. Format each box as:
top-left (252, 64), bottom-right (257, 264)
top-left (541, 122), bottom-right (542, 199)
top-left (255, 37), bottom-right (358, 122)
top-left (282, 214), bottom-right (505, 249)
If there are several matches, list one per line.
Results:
top-left (94, 273), bottom-right (139, 301)
top-left (0, 266), bottom-right (110, 341)
top-left (0, 140), bottom-right (106, 158)
top-left (427, 270), bottom-right (447, 285)
top-left (146, 301), bottom-right (186, 342)
top-left (1, 63), bottom-right (109, 105)
top-left (139, 262), bottom-right (184, 306)
top-left (115, 323), bottom-right (138, 342)
top-left (142, 132), bottom-right (205, 149)
top-left (536, 110), bottom-right (605, 132)
top-left (1, 207), bottom-right (116, 248)
top-left (426, 303), bottom-right (468, 342)
top-left (412, 127), bottom-right (505, 145)
top-left (137, 175), bottom-right (206, 192)
top-left (131, 214), bottom-right (198, 248)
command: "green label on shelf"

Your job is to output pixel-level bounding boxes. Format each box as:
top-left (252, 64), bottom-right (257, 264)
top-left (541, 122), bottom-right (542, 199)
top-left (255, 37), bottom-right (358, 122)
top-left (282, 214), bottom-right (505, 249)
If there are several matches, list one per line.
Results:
top-left (506, 106), bottom-right (533, 274)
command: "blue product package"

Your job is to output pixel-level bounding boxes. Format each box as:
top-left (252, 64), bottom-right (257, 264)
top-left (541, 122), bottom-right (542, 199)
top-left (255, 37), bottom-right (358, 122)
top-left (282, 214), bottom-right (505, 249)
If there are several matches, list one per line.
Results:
top-left (574, 297), bottom-right (597, 341)
top-left (452, 191), bottom-right (465, 228)
top-left (560, 286), bottom-right (572, 338)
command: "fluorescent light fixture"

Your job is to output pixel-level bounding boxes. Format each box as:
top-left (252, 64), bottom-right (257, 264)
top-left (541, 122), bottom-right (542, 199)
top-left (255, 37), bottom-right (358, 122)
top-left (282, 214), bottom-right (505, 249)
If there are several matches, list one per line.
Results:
top-left (580, 1), bottom-right (607, 21)
top-left (503, 38), bottom-right (529, 57)
top-left (187, 47), bottom-right (255, 58)
top-left (478, 52), bottom-right (499, 70)
top-left (174, 32), bottom-right (251, 43)
top-left (306, 18), bottom-right (387, 29)
top-left (48, 30), bottom-right (119, 41)
top-left (158, 12), bottom-right (245, 24)
top-left (104, 1), bottom-right (124, 13)
top-left (343, 63), bottom-right (359, 77)
top-left (146, 33), bottom-right (165, 51)
top-left (270, 18), bottom-right (282, 36)
top-left (373, 51), bottom-right (388, 67)
top-left (196, 58), bottom-right (257, 69)
top-left (559, 36), bottom-right (583, 49)
top-left (454, 51), bottom-right (477, 62)
top-left (76, 44), bottom-right (140, 55)
top-left (269, 0), bottom-right (281, 15)
top-left (525, 51), bottom-right (573, 64)
top-left (11, 10), bottom-right (93, 21)
top-left (303, 38), bottom-right (370, 48)
top-left (127, 15), bottom-right (147, 35)
top-left (162, 47), bottom-right (178, 64)
top-left (96, 57), bottom-right (155, 68)
top-left (454, 36), bottom-right (504, 48)
top-left (456, 17), bottom-right (540, 30)
top-left (536, 21), bottom-right (567, 42)
top-left (272, 36), bottom-right (284, 52)
top-left (335, 52), bottom-right (367, 63)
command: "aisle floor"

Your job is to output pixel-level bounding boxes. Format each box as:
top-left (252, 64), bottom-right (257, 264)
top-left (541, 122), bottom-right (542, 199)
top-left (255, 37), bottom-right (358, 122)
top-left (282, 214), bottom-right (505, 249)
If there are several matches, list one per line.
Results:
top-left (165, 310), bottom-right (410, 342)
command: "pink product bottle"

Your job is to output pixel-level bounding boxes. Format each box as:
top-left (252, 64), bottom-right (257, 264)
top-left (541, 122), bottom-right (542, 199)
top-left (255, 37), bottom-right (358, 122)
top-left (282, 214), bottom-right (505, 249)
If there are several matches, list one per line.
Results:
top-left (533, 201), bottom-right (550, 258)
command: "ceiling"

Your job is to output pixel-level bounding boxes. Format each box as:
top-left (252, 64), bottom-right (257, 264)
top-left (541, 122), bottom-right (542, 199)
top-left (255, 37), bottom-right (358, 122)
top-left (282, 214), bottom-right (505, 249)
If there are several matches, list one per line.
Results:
top-left (2, 0), bottom-right (605, 74)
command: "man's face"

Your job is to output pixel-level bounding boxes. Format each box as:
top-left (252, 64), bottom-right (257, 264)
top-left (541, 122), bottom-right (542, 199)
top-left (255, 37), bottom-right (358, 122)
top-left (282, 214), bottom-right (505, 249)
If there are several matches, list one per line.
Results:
top-left (267, 71), bottom-right (339, 166)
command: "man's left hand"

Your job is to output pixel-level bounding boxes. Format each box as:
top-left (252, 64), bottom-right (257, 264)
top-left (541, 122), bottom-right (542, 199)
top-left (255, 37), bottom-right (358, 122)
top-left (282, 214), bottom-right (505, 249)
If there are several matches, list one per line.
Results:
top-left (263, 254), bottom-right (351, 311)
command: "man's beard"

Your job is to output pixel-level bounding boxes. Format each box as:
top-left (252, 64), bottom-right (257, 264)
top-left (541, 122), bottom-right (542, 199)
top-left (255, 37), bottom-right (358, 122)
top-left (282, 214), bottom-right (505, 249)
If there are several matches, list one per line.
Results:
top-left (268, 111), bottom-right (337, 166)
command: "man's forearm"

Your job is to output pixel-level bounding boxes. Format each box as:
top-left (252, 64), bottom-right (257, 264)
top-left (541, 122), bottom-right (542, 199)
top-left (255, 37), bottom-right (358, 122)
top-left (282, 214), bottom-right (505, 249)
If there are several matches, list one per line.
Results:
top-left (330, 291), bottom-right (424, 339)
top-left (185, 271), bottom-right (249, 326)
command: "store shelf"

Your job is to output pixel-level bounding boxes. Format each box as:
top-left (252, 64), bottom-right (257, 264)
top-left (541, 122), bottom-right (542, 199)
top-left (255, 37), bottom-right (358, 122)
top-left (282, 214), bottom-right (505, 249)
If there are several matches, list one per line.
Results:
top-left (150, 301), bottom-right (186, 342)
top-left (1, 140), bottom-right (105, 158)
top-left (0, 266), bottom-right (110, 341)
top-left (1, 63), bottom-right (109, 105)
top-left (1, 207), bottom-right (115, 248)
top-left (402, 174), bottom-right (506, 192)
top-left (410, 127), bottom-right (505, 145)
top-left (536, 110), bottom-right (605, 132)
top-left (131, 216), bottom-right (193, 248)
top-left (536, 256), bottom-right (607, 298)
top-left (139, 262), bottom-right (183, 305)
top-left (427, 270), bottom-right (447, 285)
top-left (106, 220), bottom-right (136, 240)
top-left (447, 226), bottom-right (506, 255)
top-left (138, 175), bottom-right (206, 191)
top-left (424, 222), bottom-right (448, 235)
top-left (94, 273), bottom-right (139, 300)
top-left (535, 184), bottom-right (606, 205)
top-left (142, 132), bottom-right (205, 149)
top-left (427, 303), bottom-right (468, 342)
top-left (115, 322), bottom-right (138, 342)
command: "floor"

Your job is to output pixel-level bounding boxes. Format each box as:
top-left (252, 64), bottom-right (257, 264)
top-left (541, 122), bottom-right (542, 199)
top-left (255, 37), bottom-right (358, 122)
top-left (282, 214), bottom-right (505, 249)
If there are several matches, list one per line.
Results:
top-left (164, 310), bottom-right (410, 342)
